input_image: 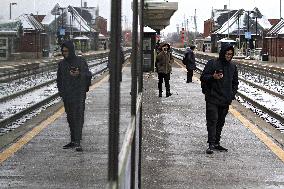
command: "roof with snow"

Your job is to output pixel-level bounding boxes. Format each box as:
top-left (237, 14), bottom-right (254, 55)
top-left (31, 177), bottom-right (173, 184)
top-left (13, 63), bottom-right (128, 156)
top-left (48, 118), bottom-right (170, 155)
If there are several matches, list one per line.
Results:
top-left (266, 19), bottom-right (284, 36)
top-left (0, 14), bottom-right (44, 32)
top-left (42, 4), bottom-right (96, 33)
top-left (213, 7), bottom-right (272, 35)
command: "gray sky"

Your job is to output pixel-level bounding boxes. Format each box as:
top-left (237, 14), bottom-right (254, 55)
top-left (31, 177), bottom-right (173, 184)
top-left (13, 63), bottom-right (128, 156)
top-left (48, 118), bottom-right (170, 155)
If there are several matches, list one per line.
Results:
top-left (0, 0), bottom-right (282, 33)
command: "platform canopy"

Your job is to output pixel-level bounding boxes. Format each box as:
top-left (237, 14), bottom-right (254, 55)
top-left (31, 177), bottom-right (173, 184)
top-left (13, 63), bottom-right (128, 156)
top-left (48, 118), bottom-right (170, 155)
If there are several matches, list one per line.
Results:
top-left (143, 0), bottom-right (178, 31)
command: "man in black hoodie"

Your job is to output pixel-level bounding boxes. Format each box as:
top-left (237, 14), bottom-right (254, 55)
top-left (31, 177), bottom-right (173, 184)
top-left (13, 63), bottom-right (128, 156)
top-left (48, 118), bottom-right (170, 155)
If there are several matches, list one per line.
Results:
top-left (200, 44), bottom-right (239, 154)
top-left (56, 40), bottom-right (92, 152)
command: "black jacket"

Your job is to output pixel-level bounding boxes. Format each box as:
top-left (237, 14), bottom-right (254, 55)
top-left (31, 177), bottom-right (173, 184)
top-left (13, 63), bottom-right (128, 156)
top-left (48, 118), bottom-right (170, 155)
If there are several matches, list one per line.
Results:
top-left (184, 49), bottom-right (196, 70)
top-left (56, 41), bottom-right (91, 102)
top-left (200, 44), bottom-right (239, 105)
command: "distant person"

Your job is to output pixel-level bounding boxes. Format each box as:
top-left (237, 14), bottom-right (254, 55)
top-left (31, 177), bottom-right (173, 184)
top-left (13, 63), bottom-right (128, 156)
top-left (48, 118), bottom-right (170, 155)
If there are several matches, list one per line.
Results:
top-left (200, 44), bottom-right (239, 154)
top-left (56, 40), bottom-right (92, 152)
top-left (183, 45), bottom-right (196, 83)
top-left (155, 43), bottom-right (173, 97)
top-left (202, 44), bottom-right (206, 52)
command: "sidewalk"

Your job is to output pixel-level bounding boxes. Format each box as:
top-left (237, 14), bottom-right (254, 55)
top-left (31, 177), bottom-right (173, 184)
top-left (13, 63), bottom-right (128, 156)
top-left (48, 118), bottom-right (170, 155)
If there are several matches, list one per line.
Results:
top-left (141, 65), bottom-right (284, 188)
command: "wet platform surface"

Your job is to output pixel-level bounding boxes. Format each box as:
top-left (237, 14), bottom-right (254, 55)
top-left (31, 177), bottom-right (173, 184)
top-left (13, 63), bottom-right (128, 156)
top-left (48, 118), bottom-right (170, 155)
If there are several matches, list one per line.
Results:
top-left (0, 64), bottom-right (284, 188)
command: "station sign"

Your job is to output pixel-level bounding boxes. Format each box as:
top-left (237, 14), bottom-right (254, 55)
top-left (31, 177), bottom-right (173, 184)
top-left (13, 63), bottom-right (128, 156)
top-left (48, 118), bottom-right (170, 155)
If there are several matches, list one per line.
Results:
top-left (245, 32), bottom-right (251, 39)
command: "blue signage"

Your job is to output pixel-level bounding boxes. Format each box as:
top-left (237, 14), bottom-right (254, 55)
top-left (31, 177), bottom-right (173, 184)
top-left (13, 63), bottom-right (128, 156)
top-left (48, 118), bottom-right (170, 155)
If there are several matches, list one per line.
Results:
top-left (245, 32), bottom-right (251, 39)
top-left (59, 28), bottom-right (65, 36)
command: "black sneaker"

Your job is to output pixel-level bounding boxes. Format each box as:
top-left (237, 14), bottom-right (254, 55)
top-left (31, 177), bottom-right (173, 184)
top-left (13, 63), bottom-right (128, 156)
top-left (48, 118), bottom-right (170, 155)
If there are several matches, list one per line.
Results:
top-left (74, 143), bottom-right (83, 152)
top-left (166, 92), bottom-right (172, 97)
top-left (206, 144), bottom-right (214, 154)
top-left (63, 142), bottom-right (75, 149)
top-left (214, 145), bottom-right (228, 152)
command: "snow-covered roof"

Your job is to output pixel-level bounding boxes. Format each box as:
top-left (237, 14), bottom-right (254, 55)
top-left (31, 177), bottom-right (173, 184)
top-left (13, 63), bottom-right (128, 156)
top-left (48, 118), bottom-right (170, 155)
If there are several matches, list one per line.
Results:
top-left (42, 4), bottom-right (96, 33)
top-left (217, 38), bottom-right (236, 43)
top-left (267, 19), bottom-right (284, 35)
top-left (213, 7), bottom-right (272, 35)
top-left (74, 35), bottom-right (90, 40)
top-left (144, 26), bottom-right (156, 33)
top-left (18, 14), bottom-right (45, 31)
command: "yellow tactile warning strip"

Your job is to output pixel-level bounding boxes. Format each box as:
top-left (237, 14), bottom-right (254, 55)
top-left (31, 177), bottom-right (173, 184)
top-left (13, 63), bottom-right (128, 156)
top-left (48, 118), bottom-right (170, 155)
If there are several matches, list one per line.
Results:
top-left (0, 108), bottom-right (64, 164)
top-left (0, 75), bottom-right (109, 164)
top-left (176, 59), bottom-right (284, 163)
top-left (230, 107), bottom-right (284, 163)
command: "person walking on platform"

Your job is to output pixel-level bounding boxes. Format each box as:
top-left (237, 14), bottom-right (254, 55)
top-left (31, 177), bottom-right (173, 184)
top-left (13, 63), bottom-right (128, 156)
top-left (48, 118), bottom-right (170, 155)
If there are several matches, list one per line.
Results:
top-left (56, 40), bottom-right (92, 152)
top-left (155, 43), bottom-right (173, 97)
top-left (200, 44), bottom-right (239, 154)
top-left (183, 45), bottom-right (196, 83)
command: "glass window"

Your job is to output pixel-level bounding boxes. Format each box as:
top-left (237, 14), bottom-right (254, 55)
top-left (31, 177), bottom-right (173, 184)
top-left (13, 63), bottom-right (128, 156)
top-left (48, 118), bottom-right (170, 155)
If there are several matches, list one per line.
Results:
top-left (0, 39), bottom-right (7, 48)
top-left (0, 49), bottom-right (7, 58)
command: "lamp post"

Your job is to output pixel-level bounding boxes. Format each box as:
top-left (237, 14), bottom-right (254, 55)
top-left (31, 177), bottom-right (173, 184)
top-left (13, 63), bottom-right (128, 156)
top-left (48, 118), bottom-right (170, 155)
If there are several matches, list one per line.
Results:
top-left (9, 2), bottom-right (17, 20)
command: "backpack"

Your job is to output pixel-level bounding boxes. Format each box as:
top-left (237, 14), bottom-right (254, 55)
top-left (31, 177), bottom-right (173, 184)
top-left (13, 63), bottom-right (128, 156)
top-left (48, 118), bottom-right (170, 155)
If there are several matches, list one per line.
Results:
top-left (182, 52), bottom-right (188, 65)
top-left (200, 59), bottom-right (217, 95)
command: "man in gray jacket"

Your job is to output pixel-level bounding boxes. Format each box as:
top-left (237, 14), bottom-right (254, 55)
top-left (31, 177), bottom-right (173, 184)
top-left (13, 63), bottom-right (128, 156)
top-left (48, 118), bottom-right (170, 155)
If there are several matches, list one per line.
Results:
top-left (200, 44), bottom-right (239, 154)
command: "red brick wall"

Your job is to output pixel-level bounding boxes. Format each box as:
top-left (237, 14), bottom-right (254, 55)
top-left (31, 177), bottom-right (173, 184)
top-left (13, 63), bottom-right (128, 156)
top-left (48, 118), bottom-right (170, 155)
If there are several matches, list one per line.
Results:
top-left (204, 19), bottom-right (214, 37)
top-left (95, 16), bottom-right (107, 36)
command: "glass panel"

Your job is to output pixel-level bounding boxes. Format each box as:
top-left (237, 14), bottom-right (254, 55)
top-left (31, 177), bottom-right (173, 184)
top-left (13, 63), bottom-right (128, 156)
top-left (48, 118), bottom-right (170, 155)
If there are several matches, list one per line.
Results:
top-left (0, 49), bottom-right (7, 58)
top-left (0, 39), bottom-right (7, 48)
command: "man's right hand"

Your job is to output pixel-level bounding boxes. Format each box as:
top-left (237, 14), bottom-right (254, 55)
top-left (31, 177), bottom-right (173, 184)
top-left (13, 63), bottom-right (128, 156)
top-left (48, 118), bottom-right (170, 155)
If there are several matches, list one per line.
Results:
top-left (213, 71), bottom-right (223, 79)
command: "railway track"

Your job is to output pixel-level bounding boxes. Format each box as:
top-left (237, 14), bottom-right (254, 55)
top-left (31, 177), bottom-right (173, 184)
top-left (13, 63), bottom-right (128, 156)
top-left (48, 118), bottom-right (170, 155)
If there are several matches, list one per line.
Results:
top-left (0, 51), bottom-right (131, 131)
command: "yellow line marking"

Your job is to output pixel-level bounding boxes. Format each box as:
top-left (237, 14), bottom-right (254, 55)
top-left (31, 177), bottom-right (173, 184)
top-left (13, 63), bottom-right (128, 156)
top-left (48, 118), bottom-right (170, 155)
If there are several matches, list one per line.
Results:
top-left (0, 108), bottom-right (64, 164)
top-left (0, 74), bottom-right (109, 164)
top-left (230, 107), bottom-right (284, 163)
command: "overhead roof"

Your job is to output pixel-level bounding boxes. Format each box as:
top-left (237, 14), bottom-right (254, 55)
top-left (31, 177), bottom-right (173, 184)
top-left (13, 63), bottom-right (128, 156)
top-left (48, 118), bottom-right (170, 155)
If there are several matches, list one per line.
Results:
top-left (143, 0), bottom-right (178, 31)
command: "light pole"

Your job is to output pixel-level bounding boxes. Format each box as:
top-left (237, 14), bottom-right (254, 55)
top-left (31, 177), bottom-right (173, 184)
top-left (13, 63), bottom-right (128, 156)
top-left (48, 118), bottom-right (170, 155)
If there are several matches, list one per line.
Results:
top-left (9, 2), bottom-right (17, 20)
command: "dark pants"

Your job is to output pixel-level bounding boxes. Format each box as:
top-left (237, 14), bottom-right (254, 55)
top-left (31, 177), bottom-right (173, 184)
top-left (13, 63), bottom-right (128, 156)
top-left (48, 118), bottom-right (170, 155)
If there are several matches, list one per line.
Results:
top-left (158, 73), bottom-right (170, 93)
top-left (206, 102), bottom-right (229, 145)
top-left (63, 97), bottom-right (86, 143)
top-left (187, 69), bottom-right (193, 82)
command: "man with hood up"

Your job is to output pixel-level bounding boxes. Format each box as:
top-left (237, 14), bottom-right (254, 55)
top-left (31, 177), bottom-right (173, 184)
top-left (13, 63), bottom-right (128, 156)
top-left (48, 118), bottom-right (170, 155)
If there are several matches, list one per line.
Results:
top-left (183, 45), bottom-right (196, 83)
top-left (155, 42), bottom-right (173, 97)
top-left (200, 44), bottom-right (239, 154)
top-left (56, 40), bottom-right (92, 152)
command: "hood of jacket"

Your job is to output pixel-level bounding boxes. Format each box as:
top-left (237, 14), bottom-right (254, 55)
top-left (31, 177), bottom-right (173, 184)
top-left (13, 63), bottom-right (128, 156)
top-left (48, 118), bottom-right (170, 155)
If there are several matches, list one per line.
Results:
top-left (61, 40), bottom-right (76, 61)
top-left (218, 43), bottom-right (234, 63)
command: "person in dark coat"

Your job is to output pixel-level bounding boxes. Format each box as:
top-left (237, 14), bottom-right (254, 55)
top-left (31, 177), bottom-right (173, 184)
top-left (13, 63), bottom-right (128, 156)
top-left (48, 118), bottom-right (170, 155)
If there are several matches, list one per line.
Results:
top-left (155, 43), bottom-right (173, 97)
top-left (56, 40), bottom-right (92, 152)
top-left (200, 44), bottom-right (239, 154)
top-left (183, 45), bottom-right (196, 83)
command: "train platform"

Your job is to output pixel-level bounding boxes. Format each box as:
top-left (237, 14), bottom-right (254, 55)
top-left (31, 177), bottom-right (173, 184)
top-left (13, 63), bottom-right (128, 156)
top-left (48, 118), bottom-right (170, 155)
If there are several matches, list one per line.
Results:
top-left (0, 63), bottom-right (284, 188)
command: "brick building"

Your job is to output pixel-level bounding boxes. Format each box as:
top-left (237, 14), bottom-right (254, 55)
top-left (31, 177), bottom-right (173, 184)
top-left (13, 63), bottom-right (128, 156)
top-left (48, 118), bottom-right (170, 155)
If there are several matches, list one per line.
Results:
top-left (265, 19), bottom-right (284, 63)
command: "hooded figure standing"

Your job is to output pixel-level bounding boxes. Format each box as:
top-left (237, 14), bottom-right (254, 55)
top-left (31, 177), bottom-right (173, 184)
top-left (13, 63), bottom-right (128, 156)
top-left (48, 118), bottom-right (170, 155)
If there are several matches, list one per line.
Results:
top-left (155, 43), bottom-right (173, 97)
top-left (56, 41), bottom-right (92, 152)
top-left (200, 44), bottom-right (239, 154)
top-left (183, 45), bottom-right (196, 83)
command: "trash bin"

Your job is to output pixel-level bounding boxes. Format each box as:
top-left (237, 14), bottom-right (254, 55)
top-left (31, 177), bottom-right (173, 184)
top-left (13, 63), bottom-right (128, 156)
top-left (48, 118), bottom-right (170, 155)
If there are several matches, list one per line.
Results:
top-left (262, 54), bottom-right (268, 61)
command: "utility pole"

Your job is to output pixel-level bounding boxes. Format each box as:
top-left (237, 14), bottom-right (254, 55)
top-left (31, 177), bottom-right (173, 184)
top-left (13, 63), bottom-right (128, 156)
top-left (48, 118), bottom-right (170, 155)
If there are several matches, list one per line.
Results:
top-left (9, 3), bottom-right (17, 20)
top-left (193, 9), bottom-right (197, 44)
top-left (281, 0), bottom-right (282, 19)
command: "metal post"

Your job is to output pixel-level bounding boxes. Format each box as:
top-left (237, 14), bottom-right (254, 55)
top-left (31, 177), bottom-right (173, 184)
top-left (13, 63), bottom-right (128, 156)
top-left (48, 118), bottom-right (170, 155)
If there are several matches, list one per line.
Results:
top-left (281, 0), bottom-right (282, 19)
top-left (108, 0), bottom-right (122, 187)
top-left (255, 16), bottom-right (257, 48)
top-left (9, 3), bottom-right (17, 20)
top-left (9, 3), bottom-right (11, 20)
top-left (131, 0), bottom-right (138, 186)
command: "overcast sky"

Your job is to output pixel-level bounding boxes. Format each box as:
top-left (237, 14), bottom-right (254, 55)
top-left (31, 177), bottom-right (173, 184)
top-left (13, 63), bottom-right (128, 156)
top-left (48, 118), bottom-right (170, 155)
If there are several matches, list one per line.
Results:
top-left (0, 0), bottom-right (282, 34)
